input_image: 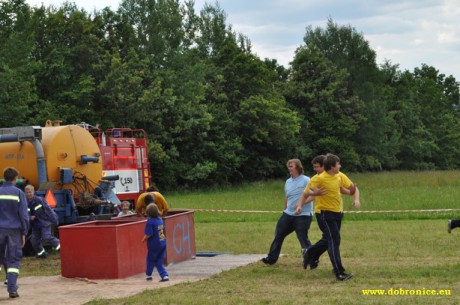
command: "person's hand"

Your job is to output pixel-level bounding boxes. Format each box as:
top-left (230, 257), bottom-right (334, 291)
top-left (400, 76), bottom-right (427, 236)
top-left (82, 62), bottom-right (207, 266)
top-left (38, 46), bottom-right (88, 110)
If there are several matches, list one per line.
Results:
top-left (312, 187), bottom-right (326, 196)
top-left (294, 204), bottom-right (302, 215)
top-left (30, 215), bottom-right (36, 221)
top-left (352, 199), bottom-right (361, 209)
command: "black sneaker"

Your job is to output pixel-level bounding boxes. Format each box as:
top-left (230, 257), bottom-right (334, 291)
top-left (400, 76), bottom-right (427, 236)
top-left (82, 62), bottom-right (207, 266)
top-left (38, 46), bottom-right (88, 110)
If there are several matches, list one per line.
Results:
top-left (448, 220), bottom-right (453, 233)
top-left (146, 276), bottom-right (152, 281)
top-left (9, 291), bottom-right (19, 298)
top-left (261, 257), bottom-right (274, 265)
top-left (336, 272), bottom-right (353, 281)
top-left (301, 248), bottom-right (308, 257)
top-left (310, 259), bottom-right (319, 270)
top-left (302, 249), bottom-right (312, 270)
top-left (36, 251), bottom-right (48, 259)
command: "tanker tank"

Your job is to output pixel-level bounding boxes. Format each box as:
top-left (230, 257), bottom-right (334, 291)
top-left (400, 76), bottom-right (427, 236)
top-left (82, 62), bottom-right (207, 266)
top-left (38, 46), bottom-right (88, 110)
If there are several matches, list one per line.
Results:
top-left (0, 124), bottom-right (102, 204)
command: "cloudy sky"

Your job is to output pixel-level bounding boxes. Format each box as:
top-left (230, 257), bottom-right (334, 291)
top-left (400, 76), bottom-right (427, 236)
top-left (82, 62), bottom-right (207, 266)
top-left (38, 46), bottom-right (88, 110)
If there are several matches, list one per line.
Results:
top-left (25, 0), bottom-right (460, 80)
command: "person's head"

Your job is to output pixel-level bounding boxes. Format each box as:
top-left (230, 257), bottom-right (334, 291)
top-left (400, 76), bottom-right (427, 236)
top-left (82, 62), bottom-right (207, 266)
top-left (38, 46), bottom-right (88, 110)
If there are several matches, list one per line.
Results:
top-left (286, 159), bottom-right (303, 177)
top-left (145, 203), bottom-right (159, 218)
top-left (312, 155), bottom-right (326, 174)
top-left (3, 167), bottom-right (19, 183)
top-left (324, 153), bottom-right (341, 173)
top-left (25, 184), bottom-right (35, 200)
top-left (144, 193), bottom-right (155, 205)
top-left (120, 201), bottom-right (130, 212)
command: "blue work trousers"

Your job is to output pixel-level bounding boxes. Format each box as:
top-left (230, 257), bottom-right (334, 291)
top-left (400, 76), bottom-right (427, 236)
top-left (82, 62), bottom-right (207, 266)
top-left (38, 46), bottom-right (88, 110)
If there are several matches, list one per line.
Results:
top-left (0, 229), bottom-right (22, 294)
top-left (31, 226), bottom-right (59, 253)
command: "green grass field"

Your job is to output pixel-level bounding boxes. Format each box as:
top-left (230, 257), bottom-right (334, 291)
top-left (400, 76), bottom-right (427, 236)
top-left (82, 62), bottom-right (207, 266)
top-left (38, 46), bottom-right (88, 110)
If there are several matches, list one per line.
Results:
top-left (22, 171), bottom-right (460, 304)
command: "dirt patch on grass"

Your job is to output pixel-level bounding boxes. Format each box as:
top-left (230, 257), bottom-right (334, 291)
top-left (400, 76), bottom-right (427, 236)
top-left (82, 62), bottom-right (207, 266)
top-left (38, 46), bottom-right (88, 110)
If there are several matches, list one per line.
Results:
top-left (0, 254), bottom-right (263, 305)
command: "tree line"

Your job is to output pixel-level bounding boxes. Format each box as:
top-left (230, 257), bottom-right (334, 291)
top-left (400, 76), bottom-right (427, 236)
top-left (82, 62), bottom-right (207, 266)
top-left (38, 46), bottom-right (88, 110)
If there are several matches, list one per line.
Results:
top-left (1, 0), bottom-right (459, 190)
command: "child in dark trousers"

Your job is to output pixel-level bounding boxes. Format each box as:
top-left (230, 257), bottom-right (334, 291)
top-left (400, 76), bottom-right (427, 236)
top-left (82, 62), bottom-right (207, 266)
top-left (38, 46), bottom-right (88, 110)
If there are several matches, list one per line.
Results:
top-left (141, 203), bottom-right (169, 282)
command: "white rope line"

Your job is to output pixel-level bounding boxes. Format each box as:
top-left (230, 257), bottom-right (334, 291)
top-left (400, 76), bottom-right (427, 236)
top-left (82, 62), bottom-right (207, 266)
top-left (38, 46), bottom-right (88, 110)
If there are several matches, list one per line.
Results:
top-left (192, 208), bottom-right (460, 214)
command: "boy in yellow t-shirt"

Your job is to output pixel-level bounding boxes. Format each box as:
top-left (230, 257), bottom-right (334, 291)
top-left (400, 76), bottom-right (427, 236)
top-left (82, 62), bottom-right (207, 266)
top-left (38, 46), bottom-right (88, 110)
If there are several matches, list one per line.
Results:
top-left (300, 154), bottom-right (357, 281)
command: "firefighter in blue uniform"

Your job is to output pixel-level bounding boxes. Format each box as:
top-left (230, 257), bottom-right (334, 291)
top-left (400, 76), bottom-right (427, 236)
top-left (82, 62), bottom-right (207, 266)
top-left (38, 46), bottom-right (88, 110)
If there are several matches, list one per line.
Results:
top-left (25, 184), bottom-right (60, 258)
top-left (0, 167), bottom-right (29, 298)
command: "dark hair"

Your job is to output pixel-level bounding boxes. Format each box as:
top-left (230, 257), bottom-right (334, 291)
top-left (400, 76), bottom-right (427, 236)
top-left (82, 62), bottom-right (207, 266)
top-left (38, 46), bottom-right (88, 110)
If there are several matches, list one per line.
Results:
top-left (324, 153), bottom-right (340, 171)
top-left (144, 194), bottom-right (155, 204)
top-left (311, 155), bottom-right (326, 166)
top-left (3, 167), bottom-right (19, 182)
top-left (286, 159), bottom-right (304, 174)
top-left (145, 203), bottom-right (159, 218)
top-left (146, 184), bottom-right (159, 192)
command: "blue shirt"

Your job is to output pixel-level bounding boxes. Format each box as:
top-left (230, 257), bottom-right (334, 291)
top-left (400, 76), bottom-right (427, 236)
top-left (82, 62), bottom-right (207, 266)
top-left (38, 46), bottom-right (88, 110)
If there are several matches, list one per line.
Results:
top-left (284, 174), bottom-right (312, 216)
top-left (144, 217), bottom-right (166, 250)
top-left (0, 181), bottom-right (29, 235)
top-left (28, 195), bottom-right (58, 228)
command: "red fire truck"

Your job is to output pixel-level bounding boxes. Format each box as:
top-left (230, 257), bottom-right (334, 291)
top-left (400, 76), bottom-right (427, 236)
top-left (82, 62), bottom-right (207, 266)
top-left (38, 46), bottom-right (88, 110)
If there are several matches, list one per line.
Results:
top-left (89, 126), bottom-right (152, 204)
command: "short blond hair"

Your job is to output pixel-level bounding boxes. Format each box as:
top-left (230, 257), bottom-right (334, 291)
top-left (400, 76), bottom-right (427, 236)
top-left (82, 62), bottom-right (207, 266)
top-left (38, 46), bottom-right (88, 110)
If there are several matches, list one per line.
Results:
top-left (145, 203), bottom-right (159, 218)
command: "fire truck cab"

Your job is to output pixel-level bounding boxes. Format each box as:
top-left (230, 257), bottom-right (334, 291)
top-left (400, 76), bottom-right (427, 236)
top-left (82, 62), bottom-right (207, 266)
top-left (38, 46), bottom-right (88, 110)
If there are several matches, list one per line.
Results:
top-left (92, 127), bottom-right (152, 205)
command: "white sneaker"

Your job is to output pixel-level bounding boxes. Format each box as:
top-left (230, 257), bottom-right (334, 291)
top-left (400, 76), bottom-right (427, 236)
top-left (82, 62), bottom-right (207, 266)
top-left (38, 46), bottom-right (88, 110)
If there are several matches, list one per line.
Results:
top-left (55, 243), bottom-right (61, 251)
top-left (160, 276), bottom-right (169, 282)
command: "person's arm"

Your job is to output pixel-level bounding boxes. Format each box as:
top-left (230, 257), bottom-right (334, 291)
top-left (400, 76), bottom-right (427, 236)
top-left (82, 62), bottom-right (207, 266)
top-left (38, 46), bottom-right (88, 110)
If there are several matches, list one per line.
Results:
top-left (342, 183), bottom-right (360, 208)
top-left (135, 201), bottom-right (146, 216)
top-left (294, 193), bottom-right (309, 215)
top-left (154, 192), bottom-right (169, 215)
top-left (294, 192), bottom-right (318, 215)
top-left (340, 187), bottom-right (350, 195)
top-left (351, 186), bottom-right (360, 208)
top-left (19, 192), bottom-right (29, 238)
top-left (339, 173), bottom-right (360, 209)
top-left (141, 234), bottom-right (150, 243)
top-left (27, 199), bottom-right (36, 221)
top-left (294, 185), bottom-right (326, 214)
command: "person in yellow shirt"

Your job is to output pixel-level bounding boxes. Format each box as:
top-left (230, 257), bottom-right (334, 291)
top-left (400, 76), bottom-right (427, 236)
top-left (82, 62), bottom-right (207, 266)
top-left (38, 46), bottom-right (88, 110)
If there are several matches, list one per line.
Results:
top-left (296, 153), bottom-right (359, 281)
top-left (296, 155), bottom-right (360, 269)
top-left (136, 192), bottom-right (169, 216)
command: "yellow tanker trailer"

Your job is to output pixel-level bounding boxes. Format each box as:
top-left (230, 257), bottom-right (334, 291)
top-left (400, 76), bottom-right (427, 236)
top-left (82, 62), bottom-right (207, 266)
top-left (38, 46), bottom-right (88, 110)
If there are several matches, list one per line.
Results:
top-left (0, 123), bottom-right (113, 223)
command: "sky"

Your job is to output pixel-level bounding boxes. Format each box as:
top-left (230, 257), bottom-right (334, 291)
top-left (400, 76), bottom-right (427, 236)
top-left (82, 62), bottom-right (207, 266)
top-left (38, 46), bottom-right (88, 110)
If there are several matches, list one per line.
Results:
top-left (24, 0), bottom-right (460, 80)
